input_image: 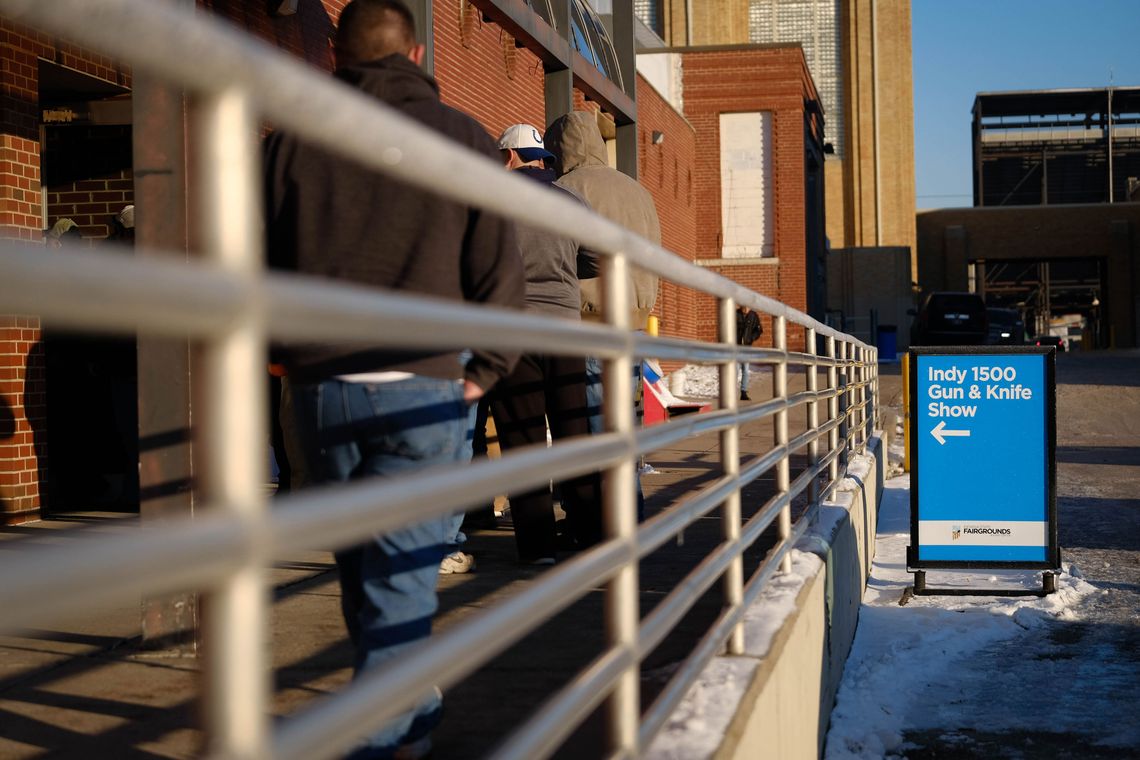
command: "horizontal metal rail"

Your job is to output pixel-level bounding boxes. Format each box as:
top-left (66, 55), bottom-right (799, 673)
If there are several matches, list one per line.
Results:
top-left (0, 1), bottom-right (880, 758)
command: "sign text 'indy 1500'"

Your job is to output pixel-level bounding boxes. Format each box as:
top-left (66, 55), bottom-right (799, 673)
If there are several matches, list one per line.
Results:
top-left (908, 346), bottom-right (1059, 570)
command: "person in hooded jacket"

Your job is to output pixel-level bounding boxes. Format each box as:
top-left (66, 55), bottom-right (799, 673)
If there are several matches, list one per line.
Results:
top-left (545, 111), bottom-right (662, 522)
top-left (263, 2), bottom-right (524, 758)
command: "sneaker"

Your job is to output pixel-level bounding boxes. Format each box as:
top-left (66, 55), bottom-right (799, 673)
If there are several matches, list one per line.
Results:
top-left (528, 556), bottom-right (555, 567)
top-left (439, 551), bottom-right (476, 575)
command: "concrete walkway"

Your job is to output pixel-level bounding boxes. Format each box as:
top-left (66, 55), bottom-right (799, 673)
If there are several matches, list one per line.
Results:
top-left (0, 366), bottom-right (900, 759)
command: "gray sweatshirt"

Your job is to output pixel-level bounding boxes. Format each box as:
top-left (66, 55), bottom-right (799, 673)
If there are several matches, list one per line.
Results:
top-left (512, 165), bottom-right (599, 318)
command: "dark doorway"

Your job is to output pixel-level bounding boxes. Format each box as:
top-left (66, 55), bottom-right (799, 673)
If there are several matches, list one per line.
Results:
top-left (39, 60), bottom-right (138, 513)
top-left (972, 257), bottom-right (1106, 350)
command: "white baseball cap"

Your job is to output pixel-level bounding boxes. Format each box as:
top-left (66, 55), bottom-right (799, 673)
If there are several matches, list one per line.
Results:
top-left (116, 204), bottom-right (135, 230)
top-left (496, 123), bottom-right (554, 162)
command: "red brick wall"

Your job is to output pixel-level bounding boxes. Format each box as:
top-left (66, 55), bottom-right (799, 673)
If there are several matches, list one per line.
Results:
top-left (433, 2), bottom-right (545, 137)
top-left (682, 46), bottom-right (818, 348)
top-left (0, 135), bottom-right (39, 241)
top-left (635, 75), bottom-right (698, 345)
top-left (0, 318), bottom-right (45, 524)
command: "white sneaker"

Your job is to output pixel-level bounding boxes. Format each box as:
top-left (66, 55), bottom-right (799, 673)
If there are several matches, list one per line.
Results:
top-left (439, 551), bottom-right (476, 575)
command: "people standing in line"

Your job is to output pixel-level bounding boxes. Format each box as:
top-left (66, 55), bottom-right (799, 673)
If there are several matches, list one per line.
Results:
top-left (263, 2), bottom-right (524, 758)
top-left (736, 305), bottom-right (762, 401)
top-left (489, 123), bottom-right (603, 562)
top-left (45, 218), bottom-right (83, 248)
top-left (544, 110), bottom-right (662, 520)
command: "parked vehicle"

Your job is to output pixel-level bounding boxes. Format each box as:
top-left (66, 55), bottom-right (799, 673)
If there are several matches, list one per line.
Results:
top-left (1034, 334), bottom-right (1065, 351)
top-left (986, 307), bottom-right (1026, 345)
top-left (910, 292), bottom-right (988, 346)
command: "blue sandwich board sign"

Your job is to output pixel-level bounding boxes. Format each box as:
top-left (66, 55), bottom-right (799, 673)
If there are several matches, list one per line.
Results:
top-left (908, 347), bottom-right (1059, 573)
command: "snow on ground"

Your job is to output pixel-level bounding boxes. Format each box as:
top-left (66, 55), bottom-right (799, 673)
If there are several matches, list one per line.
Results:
top-left (824, 474), bottom-right (1105, 760)
top-left (677, 363), bottom-right (720, 398)
top-left (676, 363), bottom-right (771, 399)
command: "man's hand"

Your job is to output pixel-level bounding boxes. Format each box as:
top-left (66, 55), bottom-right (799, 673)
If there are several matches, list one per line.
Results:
top-left (463, 380), bottom-right (485, 403)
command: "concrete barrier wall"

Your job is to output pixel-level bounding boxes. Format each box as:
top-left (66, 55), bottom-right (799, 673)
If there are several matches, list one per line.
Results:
top-left (645, 435), bottom-right (885, 760)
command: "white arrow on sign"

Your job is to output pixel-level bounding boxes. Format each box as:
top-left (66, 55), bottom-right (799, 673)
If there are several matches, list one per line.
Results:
top-left (931, 420), bottom-right (971, 445)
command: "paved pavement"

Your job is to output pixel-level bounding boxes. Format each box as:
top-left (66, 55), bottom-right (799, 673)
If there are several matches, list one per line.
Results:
top-left (1, 364), bottom-right (863, 759)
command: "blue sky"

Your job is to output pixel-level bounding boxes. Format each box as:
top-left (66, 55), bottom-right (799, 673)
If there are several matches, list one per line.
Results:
top-left (912, 0), bottom-right (1140, 208)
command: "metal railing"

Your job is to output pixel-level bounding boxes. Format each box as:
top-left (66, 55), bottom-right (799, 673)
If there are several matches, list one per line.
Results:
top-left (0, 1), bottom-right (878, 758)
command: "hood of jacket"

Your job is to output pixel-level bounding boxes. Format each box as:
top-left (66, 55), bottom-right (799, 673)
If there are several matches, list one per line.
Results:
top-left (334, 54), bottom-right (439, 107)
top-left (546, 111), bottom-right (609, 176)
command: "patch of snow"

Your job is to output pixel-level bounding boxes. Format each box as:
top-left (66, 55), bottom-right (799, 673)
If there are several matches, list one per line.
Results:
top-left (824, 476), bottom-right (1101, 760)
top-left (644, 551), bottom-right (822, 760)
top-left (678, 364), bottom-right (720, 399)
top-left (741, 551), bottom-right (823, 657)
top-left (644, 658), bottom-right (759, 760)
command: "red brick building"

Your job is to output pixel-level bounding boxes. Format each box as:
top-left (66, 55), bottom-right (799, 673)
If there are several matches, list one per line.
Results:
top-left (674, 45), bottom-right (826, 346)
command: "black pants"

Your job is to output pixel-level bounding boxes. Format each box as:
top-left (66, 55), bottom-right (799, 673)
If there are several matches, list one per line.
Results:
top-left (491, 353), bottom-right (602, 561)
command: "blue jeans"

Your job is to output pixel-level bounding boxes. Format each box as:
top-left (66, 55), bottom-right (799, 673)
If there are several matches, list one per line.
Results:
top-left (585, 355), bottom-right (646, 521)
top-left (739, 361), bottom-right (750, 393)
top-left (293, 376), bottom-right (471, 758)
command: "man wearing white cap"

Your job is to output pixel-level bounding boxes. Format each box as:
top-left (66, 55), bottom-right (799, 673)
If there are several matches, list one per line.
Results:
top-left (490, 123), bottom-right (603, 562)
top-left (110, 204), bottom-right (135, 244)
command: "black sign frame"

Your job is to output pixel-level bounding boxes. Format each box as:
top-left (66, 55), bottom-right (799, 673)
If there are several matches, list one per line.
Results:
top-left (907, 345), bottom-right (1059, 572)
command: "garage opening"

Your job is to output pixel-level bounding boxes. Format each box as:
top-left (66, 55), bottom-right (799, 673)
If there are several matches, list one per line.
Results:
top-left (38, 59), bottom-right (138, 513)
top-left (969, 257), bottom-right (1106, 351)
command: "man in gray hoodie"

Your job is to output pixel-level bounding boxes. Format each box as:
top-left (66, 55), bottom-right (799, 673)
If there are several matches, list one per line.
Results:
top-left (545, 111), bottom-right (662, 520)
top-left (544, 111), bottom-right (661, 329)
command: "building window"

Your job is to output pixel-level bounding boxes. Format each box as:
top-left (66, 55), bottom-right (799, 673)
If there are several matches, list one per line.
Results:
top-left (634, 0), bottom-right (665, 38)
top-left (720, 112), bottom-right (774, 258)
top-left (569, 0), bottom-right (624, 90)
top-left (528, 0), bottom-right (556, 28)
top-left (749, 0), bottom-right (843, 159)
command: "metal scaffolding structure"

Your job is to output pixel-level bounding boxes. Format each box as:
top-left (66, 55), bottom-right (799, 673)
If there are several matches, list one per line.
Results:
top-left (972, 86), bottom-right (1140, 207)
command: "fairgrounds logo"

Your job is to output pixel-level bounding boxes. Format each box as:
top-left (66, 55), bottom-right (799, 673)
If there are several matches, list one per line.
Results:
top-left (951, 524), bottom-right (1013, 540)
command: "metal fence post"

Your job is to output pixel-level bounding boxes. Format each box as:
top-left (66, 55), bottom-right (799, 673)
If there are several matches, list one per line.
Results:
top-left (862, 346), bottom-right (871, 450)
top-left (872, 347), bottom-right (880, 433)
top-left (773, 316), bottom-right (791, 573)
top-left (838, 341), bottom-right (849, 473)
top-left (602, 252), bottom-right (639, 756)
top-left (195, 89), bottom-right (268, 759)
top-left (806, 326), bottom-right (819, 514)
top-left (856, 345), bottom-right (866, 452)
top-left (719, 298), bottom-right (744, 654)
top-left (827, 335), bottom-right (838, 490)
